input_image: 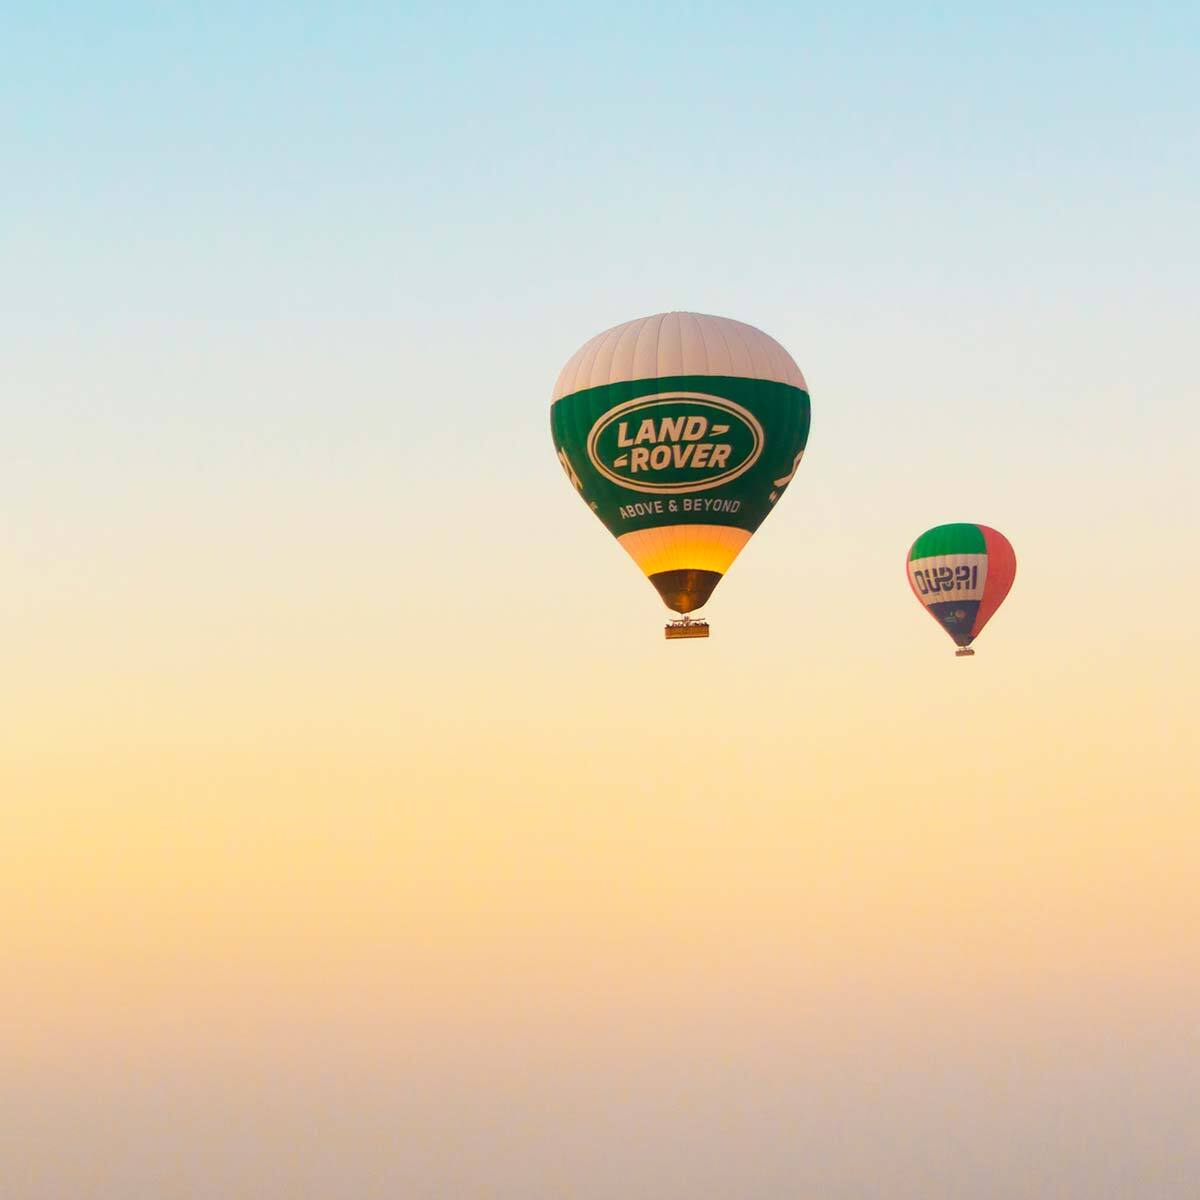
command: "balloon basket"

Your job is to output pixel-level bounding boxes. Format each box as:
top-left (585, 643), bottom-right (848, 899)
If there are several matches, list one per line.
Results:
top-left (665, 616), bottom-right (709, 640)
top-left (954, 647), bottom-right (976, 657)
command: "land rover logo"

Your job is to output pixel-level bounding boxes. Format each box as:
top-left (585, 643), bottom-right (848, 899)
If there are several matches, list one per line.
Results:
top-left (585, 392), bottom-right (764, 494)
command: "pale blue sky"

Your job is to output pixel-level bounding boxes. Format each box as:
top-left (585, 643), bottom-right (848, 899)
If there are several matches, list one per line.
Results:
top-left (6, 3), bottom-right (1196, 326)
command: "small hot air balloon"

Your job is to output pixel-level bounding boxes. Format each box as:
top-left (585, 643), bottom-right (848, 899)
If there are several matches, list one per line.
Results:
top-left (907, 523), bottom-right (1016, 656)
top-left (551, 312), bottom-right (811, 638)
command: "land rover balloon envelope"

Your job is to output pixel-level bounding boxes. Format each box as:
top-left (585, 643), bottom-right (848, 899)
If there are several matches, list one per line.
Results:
top-left (551, 312), bottom-right (811, 638)
top-left (906, 523), bottom-right (1017, 656)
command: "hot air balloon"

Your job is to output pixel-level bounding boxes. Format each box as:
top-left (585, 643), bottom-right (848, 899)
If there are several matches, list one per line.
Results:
top-left (551, 312), bottom-right (811, 638)
top-left (906, 523), bottom-right (1016, 656)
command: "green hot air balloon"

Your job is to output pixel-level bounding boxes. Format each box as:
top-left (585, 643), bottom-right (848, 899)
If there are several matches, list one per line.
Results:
top-left (907, 523), bottom-right (1017, 656)
top-left (551, 312), bottom-right (810, 638)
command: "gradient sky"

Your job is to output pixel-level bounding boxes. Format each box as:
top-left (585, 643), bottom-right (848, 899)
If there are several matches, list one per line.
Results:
top-left (3, 4), bottom-right (1199, 1197)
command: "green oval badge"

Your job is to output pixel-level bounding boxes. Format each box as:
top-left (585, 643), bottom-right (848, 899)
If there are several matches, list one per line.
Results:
top-left (585, 392), bottom-right (764, 495)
